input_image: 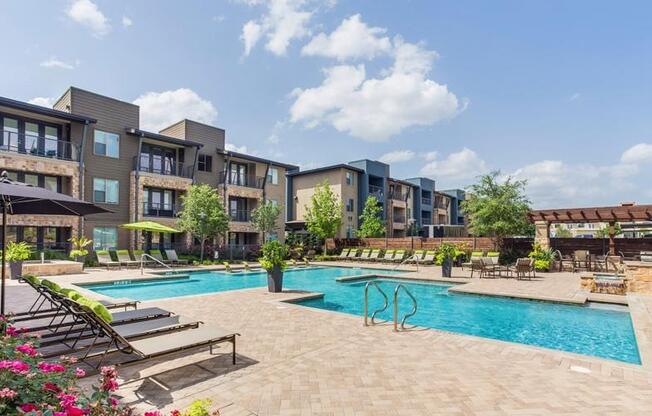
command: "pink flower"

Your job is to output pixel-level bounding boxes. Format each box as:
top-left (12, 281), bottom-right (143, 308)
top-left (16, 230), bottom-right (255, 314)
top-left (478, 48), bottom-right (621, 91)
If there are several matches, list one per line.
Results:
top-left (171, 410), bottom-right (181, 416)
top-left (102, 378), bottom-right (119, 392)
top-left (58, 392), bottom-right (77, 408)
top-left (19, 403), bottom-right (38, 412)
top-left (0, 388), bottom-right (17, 399)
top-left (6, 326), bottom-right (27, 337)
top-left (64, 406), bottom-right (85, 416)
top-left (44, 382), bottom-right (62, 394)
top-left (74, 367), bottom-right (86, 378)
top-left (0, 359), bottom-right (30, 374)
top-left (15, 343), bottom-right (38, 357)
top-left (38, 362), bottom-right (66, 373)
top-left (109, 397), bottom-right (119, 408)
top-left (144, 411), bottom-right (162, 416)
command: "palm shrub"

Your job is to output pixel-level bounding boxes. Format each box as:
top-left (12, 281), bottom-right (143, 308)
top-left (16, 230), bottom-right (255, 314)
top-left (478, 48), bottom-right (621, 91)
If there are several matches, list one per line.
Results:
top-left (528, 243), bottom-right (554, 271)
top-left (68, 236), bottom-right (92, 263)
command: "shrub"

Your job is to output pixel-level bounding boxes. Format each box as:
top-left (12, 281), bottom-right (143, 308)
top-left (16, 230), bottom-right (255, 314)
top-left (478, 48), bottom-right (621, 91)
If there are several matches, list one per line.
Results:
top-left (434, 243), bottom-right (466, 265)
top-left (259, 241), bottom-right (288, 272)
top-left (3, 242), bottom-right (32, 263)
top-left (528, 243), bottom-right (554, 271)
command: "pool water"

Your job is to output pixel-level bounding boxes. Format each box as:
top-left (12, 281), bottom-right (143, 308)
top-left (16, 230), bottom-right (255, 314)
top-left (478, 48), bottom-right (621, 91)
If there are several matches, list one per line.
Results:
top-left (81, 266), bottom-right (641, 364)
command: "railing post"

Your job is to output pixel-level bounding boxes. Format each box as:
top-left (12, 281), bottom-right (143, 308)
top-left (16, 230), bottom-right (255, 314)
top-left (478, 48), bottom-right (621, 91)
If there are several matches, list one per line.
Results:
top-left (393, 288), bottom-right (398, 332)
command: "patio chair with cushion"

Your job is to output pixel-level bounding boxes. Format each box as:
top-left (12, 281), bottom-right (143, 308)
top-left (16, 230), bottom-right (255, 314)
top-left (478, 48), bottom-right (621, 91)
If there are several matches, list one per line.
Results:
top-left (573, 250), bottom-right (590, 272)
top-left (380, 249), bottom-right (396, 262)
top-left (148, 249), bottom-right (173, 266)
top-left (165, 249), bottom-right (189, 266)
top-left (392, 249), bottom-right (407, 263)
top-left (345, 249), bottom-right (359, 260)
top-left (96, 250), bottom-right (121, 269)
top-left (361, 249), bottom-right (381, 262)
top-left (116, 250), bottom-right (140, 268)
top-left (355, 249), bottom-right (372, 262)
top-left (511, 258), bottom-right (534, 280)
top-left (338, 248), bottom-right (351, 259)
top-left (421, 250), bottom-right (436, 265)
top-left (470, 258), bottom-right (486, 278)
top-left (462, 251), bottom-right (484, 269)
top-left (407, 249), bottom-right (425, 264)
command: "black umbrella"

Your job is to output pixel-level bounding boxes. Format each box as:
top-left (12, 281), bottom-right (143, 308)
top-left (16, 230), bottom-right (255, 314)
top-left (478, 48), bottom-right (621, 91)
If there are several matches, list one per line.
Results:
top-left (0, 171), bottom-right (110, 315)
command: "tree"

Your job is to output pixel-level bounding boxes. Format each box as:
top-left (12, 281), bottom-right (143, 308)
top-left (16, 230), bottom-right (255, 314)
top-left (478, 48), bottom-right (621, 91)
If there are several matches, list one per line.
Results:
top-left (251, 199), bottom-right (282, 242)
top-left (356, 196), bottom-right (385, 238)
top-left (304, 181), bottom-right (343, 253)
top-left (178, 184), bottom-right (229, 261)
top-left (461, 171), bottom-right (532, 243)
top-left (595, 223), bottom-right (622, 238)
top-left (553, 225), bottom-right (572, 238)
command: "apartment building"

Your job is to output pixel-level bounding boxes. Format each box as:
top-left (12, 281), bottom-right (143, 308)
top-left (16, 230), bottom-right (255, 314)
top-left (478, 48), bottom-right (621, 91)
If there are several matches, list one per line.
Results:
top-left (0, 87), bottom-right (295, 252)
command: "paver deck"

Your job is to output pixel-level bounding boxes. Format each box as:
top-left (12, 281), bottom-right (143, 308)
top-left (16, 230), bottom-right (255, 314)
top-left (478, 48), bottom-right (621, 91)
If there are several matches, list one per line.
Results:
top-left (5, 263), bottom-right (652, 415)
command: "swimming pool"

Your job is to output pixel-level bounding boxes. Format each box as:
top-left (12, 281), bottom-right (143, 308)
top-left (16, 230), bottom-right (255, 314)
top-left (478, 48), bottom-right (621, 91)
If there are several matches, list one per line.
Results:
top-left (81, 266), bottom-right (641, 364)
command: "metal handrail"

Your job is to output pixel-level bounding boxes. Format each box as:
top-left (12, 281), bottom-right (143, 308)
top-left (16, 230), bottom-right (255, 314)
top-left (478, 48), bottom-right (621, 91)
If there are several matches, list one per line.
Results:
top-left (140, 253), bottom-right (172, 275)
top-left (1, 130), bottom-right (79, 161)
top-left (393, 253), bottom-right (419, 272)
top-left (363, 281), bottom-right (389, 326)
top-left (393, 284), bottom-right (417, 331)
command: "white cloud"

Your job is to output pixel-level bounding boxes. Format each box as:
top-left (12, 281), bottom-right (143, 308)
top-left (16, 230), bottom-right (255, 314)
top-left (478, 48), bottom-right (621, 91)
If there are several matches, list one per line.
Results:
top-left (379, 150), bottom-right (415, 164)
top-left (420, 148), bottom-right (488, 184)
top-left (40, 57), bottom-right (78, 70)
top-left (302, 14), bottom-right (391, 61)
top-left (290, 16), bottom-right (462, 141)
top-left (621, 143), bottom-right (652, 165)
top-left (423, 151), bottom-right (438, 161)
top-left (133, 88), bottom-right (218, 131)
top-left (240, 0), bottom-right (312, 56)
top-left (28, 97), bottom-right (54, 107)
top-left (66, 0), bottom-right (111, 37)
top-left (122, 16), bottom-right (133, 28)
top-left (225, 143), bottom-right (249, 153)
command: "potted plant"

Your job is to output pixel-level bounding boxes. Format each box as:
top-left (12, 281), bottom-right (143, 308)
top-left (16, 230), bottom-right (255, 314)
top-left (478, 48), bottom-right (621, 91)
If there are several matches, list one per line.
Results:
top-left (68, 236), bottom-right (92, 268)
top-left (436, 242), bottom-right (457, 278)
top-left (259, 240), bottom-right (288, 292)
top-left (528, 243), bottom-right (554, 272)
top-left (4, 241), bottom-right (32, 279)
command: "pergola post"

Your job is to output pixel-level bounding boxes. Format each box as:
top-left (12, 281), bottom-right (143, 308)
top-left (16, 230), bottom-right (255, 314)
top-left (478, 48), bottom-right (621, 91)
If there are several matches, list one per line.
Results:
top-left (608, 221), bottom-right (616, 255)
top-left (534, 220), bottom-right (550, 250)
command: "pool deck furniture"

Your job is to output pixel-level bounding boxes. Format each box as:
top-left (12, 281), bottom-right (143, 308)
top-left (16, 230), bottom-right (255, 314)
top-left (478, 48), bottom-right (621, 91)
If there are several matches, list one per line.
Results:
top-left (116, 250), bottom-right (141, 268)
top-left (345, 249), bottom-right (359, 260)
top-left (133, 250), bottom-right (155, 267)
top-left (165, 249), bottom-right (189, 266)
top-left (470, 258), bottom-right (488, 278)
top-left (406, 249), bottom-right (425, 264)
top-left (421, 250), bottom-right (436, 265)
top-left (337, 248), bottom-right (350, 259)
top-left (380, 249), bottom-right (396, 263)
top-left (356, 249), bottom-right (372, 262)
top-left (461, 251), bottom-right (485, 270)
top-left (391, 250), bottom-right (406, 263)
top-left (573, 250), bottom-right (590, 272)
top-left (149, 249), bottom-right (173, 266)
top-left (96, 250), bottom-right (121, 270)
top-left (361, 249), bottom-right (381, 262)
top-left (511, 258), bottom-right (535, 280)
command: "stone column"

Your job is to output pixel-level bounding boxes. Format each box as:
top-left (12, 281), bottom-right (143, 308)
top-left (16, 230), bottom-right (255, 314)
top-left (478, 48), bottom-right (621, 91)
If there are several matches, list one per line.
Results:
top-left (608, 221), bottom-right (616, 255)
top-left (534, 221), bottom-right (551, 250)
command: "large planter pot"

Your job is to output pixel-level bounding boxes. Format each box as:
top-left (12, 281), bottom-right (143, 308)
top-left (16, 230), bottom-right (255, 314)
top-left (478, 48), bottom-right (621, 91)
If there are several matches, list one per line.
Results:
top-left (267, 266), bottom-right (284, 293)
top-left (441, 258), bottom-right (452, 278)
top-left (9, 261), bottom-right (23, 279)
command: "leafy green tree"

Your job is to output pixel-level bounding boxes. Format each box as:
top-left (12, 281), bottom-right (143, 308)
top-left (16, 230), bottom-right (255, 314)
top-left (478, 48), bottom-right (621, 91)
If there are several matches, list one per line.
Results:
top-left (461, 171), bottom-right (532, 243)
top-left (595, 223), bottom-right (622, 238)
top-left (304, 181), bottom-right (343, 253)
top-left (251, 199), bottom-right (282, 242)
top-left (178, 184), bottom-right (229, 261)
top-left (356, 196), bottom-right (385, 238)
top-left (553, 225), bottom-right (572, 238)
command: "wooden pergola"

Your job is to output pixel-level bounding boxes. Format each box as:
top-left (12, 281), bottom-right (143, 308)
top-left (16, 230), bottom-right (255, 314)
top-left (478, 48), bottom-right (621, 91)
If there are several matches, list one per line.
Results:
top-left (528, 204), bottom-right (652, 254)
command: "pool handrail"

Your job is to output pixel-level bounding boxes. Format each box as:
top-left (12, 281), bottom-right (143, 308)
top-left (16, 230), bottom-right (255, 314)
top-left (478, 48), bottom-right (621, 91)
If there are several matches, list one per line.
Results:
top-left (393, 283), bottom-right (417, 331)
top-left (363, 280), bottom-right (389, 326)
top-left (140, 253), bottom-right (173, 274)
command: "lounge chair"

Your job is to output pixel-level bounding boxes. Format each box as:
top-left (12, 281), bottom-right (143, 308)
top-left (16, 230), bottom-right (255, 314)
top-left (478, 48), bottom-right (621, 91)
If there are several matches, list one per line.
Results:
top-left (380, 249), bottom-right (396, 262)
top-left (70, 300), bottom-right (240, 368)
top-left (302, 257), bottom-right (310, 266)
top-left (345, 249), bottom-right (359, 260)
top-left (165, 249), bottom-right (189, 266)
top-left (392, 249), bottom-right (406, 263)
top-left (355, 249), bottom-right (371, 261)
top-left (462, 251), bottom-right (484, 269)
top-left (223, 261), bottom-right (233, 272)
top-left (406, 249), bottom-right (425, 264)
top-left (149, 249), bottom-right (172, 266)
top-left (511, 258), bottom-right (534, 280)
top-left (96, 250), bottom-right (120, 269)
top-left (421, 250), bottom-right (436, 265)
top-left (470, 258), bottom-right (486, 278)
top-left (116, 250), bottom-right (140, 268)
top-left (338, 248), bottom-right (351, 259)
top-left (133, 250), bottom-right (155, 267)
top-left (362, 249), bottom-right (381, 262)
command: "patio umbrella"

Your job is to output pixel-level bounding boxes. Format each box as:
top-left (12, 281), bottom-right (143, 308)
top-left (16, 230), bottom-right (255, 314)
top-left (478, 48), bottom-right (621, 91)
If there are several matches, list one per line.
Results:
top-left (0, 171), bottom-right (110, 315)
top-left (120, 221), bottom-right (180, 233)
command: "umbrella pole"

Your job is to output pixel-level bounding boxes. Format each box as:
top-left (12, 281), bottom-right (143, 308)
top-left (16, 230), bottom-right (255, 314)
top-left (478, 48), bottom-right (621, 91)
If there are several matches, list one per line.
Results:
top-left (1, 201), bottom-right (6, 316)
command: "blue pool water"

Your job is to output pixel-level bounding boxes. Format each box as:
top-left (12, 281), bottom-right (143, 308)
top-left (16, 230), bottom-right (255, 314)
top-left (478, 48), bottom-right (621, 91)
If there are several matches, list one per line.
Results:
top-left (81, 267), bottom-right (641, 364)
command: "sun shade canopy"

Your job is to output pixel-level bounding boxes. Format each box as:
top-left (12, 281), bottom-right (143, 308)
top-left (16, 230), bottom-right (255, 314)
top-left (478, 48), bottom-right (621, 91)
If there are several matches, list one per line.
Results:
top-left (120, 221), bottom-right (181, 233)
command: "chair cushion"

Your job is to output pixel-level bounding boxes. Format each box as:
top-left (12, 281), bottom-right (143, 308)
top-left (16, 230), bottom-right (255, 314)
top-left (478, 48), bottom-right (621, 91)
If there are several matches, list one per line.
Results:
top-left (22, 275), bottom-right (41, 286)
top-left (76, 297), bottom-right (113, 323)
top-left (41, 279), bottom-right (61, 292)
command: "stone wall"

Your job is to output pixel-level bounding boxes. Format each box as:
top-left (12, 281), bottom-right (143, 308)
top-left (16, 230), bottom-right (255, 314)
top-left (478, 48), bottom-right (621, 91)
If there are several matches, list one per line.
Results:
top-left (0, 153), bottom-right (80, 198)
top-left (625, 262), bottom-right (652, 294)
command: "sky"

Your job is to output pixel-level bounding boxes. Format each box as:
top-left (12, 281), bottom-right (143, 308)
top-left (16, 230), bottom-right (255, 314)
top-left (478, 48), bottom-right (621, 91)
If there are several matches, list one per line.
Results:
top-left (1, 0), bottom-right (651, 209)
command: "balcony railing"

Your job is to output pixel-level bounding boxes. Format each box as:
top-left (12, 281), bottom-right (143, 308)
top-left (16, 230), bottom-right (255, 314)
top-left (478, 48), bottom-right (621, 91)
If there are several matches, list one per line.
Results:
top-left (389, 190), bottom-right (407, 201)
top-left (0, 130), bottom-right (79, 161)
top-left (369, 185), bottom-right (384, 199)
top-left (133, 155), bottom-right (193, 178)
top-left (421, 217), bottom-right (432, 225)
top-left (218, 172), bottom-right (265, 189)
top-left (393, 214), bottom-right (406, 223)
top-left (229, 209), bottom-right (252, 222)
top-left (143, 202), bottom-right (177, 218)
top-left (421, 197), bottom-right (432, 206)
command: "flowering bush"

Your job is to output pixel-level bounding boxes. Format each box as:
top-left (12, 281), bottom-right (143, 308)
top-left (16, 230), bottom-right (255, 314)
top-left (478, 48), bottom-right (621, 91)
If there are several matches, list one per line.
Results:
top-left (1, 316), bottom-right (219, 416)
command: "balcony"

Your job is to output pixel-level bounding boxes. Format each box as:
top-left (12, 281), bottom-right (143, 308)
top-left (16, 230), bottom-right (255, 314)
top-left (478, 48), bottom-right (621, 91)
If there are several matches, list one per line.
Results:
top-left (229, 209), bottom-right (252, 222)
top-left (368, 185), bottom-right (384, 199)
top-left (1, 130), bottom-right (79, 161)
top-left (133, 155), bottom-right (193, 178)
top-left (389, 190), bottom-right (407, 201)
top-left (143, 202), bottom-right (177, 218)
top-left (392, 214), bottom-right (406, 223)
top-left (421, 197), bottom-right (432, 206)
top-left (218, 172), bottom-right (264, 189)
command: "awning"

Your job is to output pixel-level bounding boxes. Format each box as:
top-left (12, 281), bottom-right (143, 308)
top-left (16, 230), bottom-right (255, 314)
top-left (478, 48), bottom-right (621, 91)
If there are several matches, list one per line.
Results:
top-left (120, 221), bottom-right (180, 233)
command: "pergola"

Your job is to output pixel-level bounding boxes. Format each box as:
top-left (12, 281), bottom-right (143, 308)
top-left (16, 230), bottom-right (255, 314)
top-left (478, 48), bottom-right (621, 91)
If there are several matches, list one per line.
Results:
top-left (528, 204), bottom-right (652, 254)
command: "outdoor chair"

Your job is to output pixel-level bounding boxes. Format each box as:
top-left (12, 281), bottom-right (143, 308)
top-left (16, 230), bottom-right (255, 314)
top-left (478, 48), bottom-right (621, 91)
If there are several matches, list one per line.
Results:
top-left (470, 258), bottom-right (486, 278)
top-left (573, 250), bottom-right (590, 272)
top-left (392, 249), bottom-right (406, 263)
top-left (406, 249), bottom-right (425, 264)
top-left (148, 249), bottom-right (173, 266)
top-left (116, 250), bottom-right (140, 268)
top-left (486, 252), bottom-right (500, 265)
top-left (133, 250), bottom-right (155, 267)
top-left (345, 249), bottom-right (359, 260)
top-left (380, 249), bottom-right (396, 262)
top-left (338, 248), bottom-right (351, 259)
top-left (421, 250), bottom-right (436, 265)
top-left (461, 251), bottom-right (484, 270)
top-left (361, 249), bottom-right (381, 262)
top-left (96, 250), bottom-right (120, 269)
top-left (165, 249), bottom-right (189, 266)
top-left (355, 249), bottom-right (372, 261)
top-left (511, 258), bottom-right (534, 280)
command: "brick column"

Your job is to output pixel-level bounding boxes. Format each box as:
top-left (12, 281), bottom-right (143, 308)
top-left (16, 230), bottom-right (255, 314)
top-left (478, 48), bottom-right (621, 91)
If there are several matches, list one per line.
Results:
top-left (534, 220), bottom-right (551, 250)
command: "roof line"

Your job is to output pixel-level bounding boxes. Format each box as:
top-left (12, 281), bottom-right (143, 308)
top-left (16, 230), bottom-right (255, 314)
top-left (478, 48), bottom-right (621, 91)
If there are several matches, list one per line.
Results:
top-left (125, 128), bottom-right (203, 148)
top-left (0, 96), bottom-right (97, 124)
top-left (286, 163), bottom-right (364, 177)
top-left (217, 149), bottom-right (298, 170)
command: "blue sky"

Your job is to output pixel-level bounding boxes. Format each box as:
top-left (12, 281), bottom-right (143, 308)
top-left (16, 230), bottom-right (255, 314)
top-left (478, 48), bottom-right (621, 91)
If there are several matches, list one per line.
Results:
top-left (1, 0), bottom-right (651, 208)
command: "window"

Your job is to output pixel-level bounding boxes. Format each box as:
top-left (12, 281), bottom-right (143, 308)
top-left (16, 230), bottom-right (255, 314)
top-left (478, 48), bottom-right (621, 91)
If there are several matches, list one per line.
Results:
top-left (24, 174), bottom-right (38, 187)
top-left (267, 167), bottom-right (279, 185)
top-left (346, 198), bottom-right (354, 212)
top-left (198, 154), bottom-right (212, 172)
top-left (267, 232), bottom-right (278, 241)
top-left (44, 176), bottom-right (58, 192)
top-left (346, 171), bottom-right (353, 186)
top-left (93, 130), bottom-right (120, 158)
top-left (93, 178), bottom-right (119, 204)
top-left (346, 225), bottom-right (354, 238)
top-left (93, 227), bottom-right (117, 250)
